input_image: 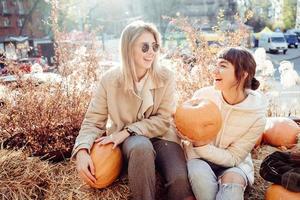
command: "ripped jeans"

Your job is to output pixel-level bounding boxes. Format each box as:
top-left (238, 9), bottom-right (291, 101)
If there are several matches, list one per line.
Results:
top-left (187, 159), bottom-right (247, 200)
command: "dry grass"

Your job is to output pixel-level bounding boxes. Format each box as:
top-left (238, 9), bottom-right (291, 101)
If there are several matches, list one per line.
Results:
top-left (46, 162), bottom-right (130, 200)
top-left (0, 150), bottom-right (52, 200)
top-left (0, 145), bottom-right (281, 200)
top-left (245, 159), bottom-right (270, 200)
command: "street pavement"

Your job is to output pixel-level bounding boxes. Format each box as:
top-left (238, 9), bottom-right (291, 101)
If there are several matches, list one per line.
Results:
top-left (265, 47), bottom-right (300, 79)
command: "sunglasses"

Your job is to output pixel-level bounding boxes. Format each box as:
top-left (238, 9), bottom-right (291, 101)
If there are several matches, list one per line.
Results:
top-left (141, 42), bottom-right (160, 53)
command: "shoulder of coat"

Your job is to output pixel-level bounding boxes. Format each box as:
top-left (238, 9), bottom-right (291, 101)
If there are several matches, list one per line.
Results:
top-left (101, 66), bottom-right (122, 85)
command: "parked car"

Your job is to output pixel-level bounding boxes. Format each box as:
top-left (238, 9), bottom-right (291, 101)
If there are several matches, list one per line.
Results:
top-left (287, 29), bottom-right (300, 42)
top-left (284, 33), bottom-right (298, 48)
top-left (259, 32), bottom-right (288, 54)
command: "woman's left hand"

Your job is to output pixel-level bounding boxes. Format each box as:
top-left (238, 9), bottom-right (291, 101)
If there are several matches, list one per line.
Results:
top-left (95, 130), bottom-right (130, 149)
top-left (192, 140), bottom-right (208, 147)
top-left (177, 129), bottom-right (208, 147)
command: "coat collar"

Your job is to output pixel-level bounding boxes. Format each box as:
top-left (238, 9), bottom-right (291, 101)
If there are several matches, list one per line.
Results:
top-left (134, 74), bottom-right (165, 118)
top-left (144, 73), bottom-right (165, 90)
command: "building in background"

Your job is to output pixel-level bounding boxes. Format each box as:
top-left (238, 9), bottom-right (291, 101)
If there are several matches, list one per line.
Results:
top-left (178, 0), bottom-right (237, 29)
top-left (0, 0), bottom-right (53, 64)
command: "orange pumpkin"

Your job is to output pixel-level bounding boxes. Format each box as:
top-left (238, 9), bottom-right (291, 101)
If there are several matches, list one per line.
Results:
top-left (263, 117), bottom-right (300, 148)
top-left (175, 98), bottom-right (222, 144)
top-left (265, 184), bottom-right (300, 200)
top-left (87, 143), bottom-right (123, 189)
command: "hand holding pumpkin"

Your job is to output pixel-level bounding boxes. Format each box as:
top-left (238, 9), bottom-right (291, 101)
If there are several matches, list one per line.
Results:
top-left (175, 98), bottom-right (222, 145)
top-left (176, 128), bottom-right (209, 147)
top-left (75, 149), bottom-right (97, 186)
top-left (192, 140), bottom-right (210, 147)
top-left (95, 130), bottom-right (130, 149)
top-left (86, 143), bottom-right (123, 189)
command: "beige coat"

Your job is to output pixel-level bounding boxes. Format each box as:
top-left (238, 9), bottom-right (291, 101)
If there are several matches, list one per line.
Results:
top-left (184, 86), bottom-right (268, 185)
top-left (72, 67), bottom-right (180, 157)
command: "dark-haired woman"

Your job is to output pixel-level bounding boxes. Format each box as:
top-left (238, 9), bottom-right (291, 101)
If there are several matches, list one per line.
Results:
top-left (184, 47), bottom-right (268, 200)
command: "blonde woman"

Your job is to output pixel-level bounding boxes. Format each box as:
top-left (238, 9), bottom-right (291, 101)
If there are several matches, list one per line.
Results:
top-left (72, 21), bottom-right (195, 200)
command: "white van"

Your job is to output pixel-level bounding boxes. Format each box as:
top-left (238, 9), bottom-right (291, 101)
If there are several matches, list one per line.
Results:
top-left (259, 32), bottom-right (288, 54)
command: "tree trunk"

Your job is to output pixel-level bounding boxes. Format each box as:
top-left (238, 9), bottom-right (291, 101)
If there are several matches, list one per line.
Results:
top-left (19, 0), bottom-right (41, 36)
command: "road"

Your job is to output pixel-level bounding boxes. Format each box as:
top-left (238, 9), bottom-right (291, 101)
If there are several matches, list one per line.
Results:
top-left (265, 47), bottom-right (300, 80)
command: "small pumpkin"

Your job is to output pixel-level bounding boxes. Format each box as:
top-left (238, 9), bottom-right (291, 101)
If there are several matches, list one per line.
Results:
top-left (87, 143), bottom-right (123, 189)
top-left (263, 117), bottom-right (300, 148)
top-left (175, 98), bottom-right (222, 144)
top-left (265, 184), bottom-right (300, 200)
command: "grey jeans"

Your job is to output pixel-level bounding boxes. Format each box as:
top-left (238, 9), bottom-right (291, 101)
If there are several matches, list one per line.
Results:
top-left (187, 159), bottom-right (247, 200)
top-left (122, 135), bottom-right (194, 200)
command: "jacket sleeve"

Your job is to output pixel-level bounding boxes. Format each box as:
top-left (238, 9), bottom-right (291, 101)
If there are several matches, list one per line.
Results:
top-left (126, 74), bottom-right (177, 138)
top-left (71, 80), bottom-right (108, 159)
top-left (185, 116), bottom-right (266, 167)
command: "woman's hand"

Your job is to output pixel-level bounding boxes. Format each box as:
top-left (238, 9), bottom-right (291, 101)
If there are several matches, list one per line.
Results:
top-left (95, 130), bottom-right (130, 149)
top-left (75, 149), bottom-right (96, 185)
top-left (192, 140), bottom-right (209, 147)
top-left (176, 128), bottom-right (207, 147)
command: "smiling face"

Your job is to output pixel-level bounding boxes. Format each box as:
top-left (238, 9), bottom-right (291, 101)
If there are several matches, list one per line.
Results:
top-left (212, 58), bottom-right (239, 92)
top-left (132, 31), bottom-right (158, 74)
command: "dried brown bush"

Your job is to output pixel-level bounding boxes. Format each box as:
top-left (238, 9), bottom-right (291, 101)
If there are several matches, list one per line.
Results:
top-left (165, 12), bottom-right (253, 103)
top-left (0, 0), bottom-right (103, 161)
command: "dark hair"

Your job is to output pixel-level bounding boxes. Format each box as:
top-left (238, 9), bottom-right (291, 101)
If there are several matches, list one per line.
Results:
top-left (217, 47), bottom-right (260, 90)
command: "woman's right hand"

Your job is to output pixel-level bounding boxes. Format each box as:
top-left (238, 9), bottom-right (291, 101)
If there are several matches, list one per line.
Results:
top-left (176, 128), bottom-right (190, 141)
top-left (75, 149), bottom-right (97, 185)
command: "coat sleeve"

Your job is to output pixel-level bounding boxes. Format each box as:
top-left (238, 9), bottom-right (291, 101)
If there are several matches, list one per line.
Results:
top-left (185, 116), bottom-right (266, 167)
top-left (126, 73), bottom-right (177, 138)
top-left (71, 80), bottom-right (108, 159)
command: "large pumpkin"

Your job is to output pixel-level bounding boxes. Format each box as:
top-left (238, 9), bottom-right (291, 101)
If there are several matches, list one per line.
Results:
top-left (263, 117), bottom-right (300, 148)
top-left (175, 98), bottom-right (222, 144)
top-left (265, 184), bottom-right (300, 200)
top-left (87, 143), bottom-right (123, 189)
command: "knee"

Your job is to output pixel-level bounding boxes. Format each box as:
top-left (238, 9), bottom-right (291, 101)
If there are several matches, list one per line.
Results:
top-left (128, 136), bottom-right (154, 160)
top-left (187, 159), bottom-right (208, 178)
top-left (187, 160), bottom-right (218, 200)
top-left (187, 159), bottom-right (212, 186)
top-left (169, 171), bottom-right (190, 187)
top-left (220, 172), bottom-right (246, 186)
top-left (217, 183), bottom-right (245, 200)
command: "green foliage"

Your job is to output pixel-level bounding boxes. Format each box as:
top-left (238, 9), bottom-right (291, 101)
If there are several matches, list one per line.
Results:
top-left (283, 0), bottom-right (297, 30)
top-left (244, 0), bottom-right (272, 32)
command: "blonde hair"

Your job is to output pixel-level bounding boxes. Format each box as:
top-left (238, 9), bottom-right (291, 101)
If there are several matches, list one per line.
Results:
top-left (120, 20), bottom-right (167, 92)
